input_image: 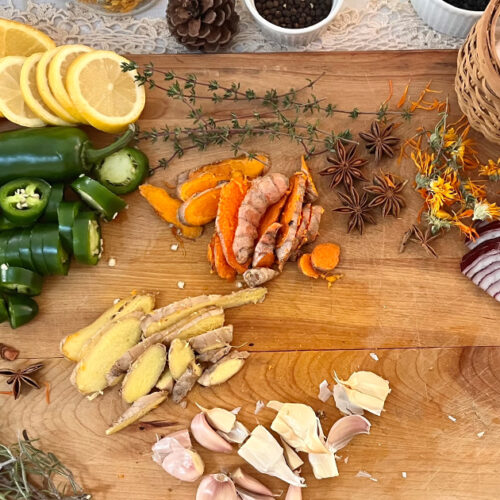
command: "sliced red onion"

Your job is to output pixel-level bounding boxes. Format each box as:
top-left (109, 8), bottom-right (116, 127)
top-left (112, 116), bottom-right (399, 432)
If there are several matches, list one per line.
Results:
top-left (472, 261), bottom-right (500, 285)
top-left (465, 252), bottom-right (500, 279)
top-left (486, 276), bottom-right (500, 297)
top-left (461, 238), bottom-right (500, 273)
top-left (466, 221), bottom-right (500, 250)
top-left (477, 264), bottom-right (500, 289)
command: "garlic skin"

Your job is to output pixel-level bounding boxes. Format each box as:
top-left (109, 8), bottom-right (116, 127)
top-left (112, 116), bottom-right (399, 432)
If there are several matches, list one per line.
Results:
top-left (196, 473), bottom-right (238, 500)
top-left (333, 384), bottom-right (364, 415)
top-left (196, 404), bottom-right (237, 433)
top-left (285, 484), bottom-right (303, 500)
top-left (318, 380), bottom-right (333, 402)
top-left (308, 451), bottom-right (339, 480)
top-left (270, 403), bottom-right (328, 454)
top-left (231, 467), bottom-right (274, 496)
top-left (152, 429), bottom-right (191, 465)
top-left (236, 487), bottom-right (275, 500)
top-left (162, 449), bottom-right (204, 482)
top-left (267, 400), bottom-right (284, 412)
top-left (191, 412), bottom-right (233, 453)
top-left (334, 371), bottom-right (391, 416)
top-left (218, 421), bottom-right (250, 444)
top-left (238, 425), bottom-right (305, 487)
top-left (327, 415), bottom-right (371, 452)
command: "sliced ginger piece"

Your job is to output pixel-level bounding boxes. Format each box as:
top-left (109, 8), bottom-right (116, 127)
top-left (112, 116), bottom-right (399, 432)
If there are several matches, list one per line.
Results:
top-left (301, 155), bottom-right (319, 202)
top-left (121, 343), bottom-right (167, 404)
top-left (172, 364), bottom-right (203, 403)
top-left (198, 351), bottom-right (249, 387)
top-left (197, 345), bottom-right (232, 363)
top-left (169, 339), bottom-right (196, 380)
top-left (106, 391), bottom-right (168, 435)
top-left (298, 254), bottom-right (320, 279)
top-left (310, 243), bottom-right (340, 274)
top-left (60, 293), bottom-right (155, 362)
top-left (178, 184), bottom-right (225, 227)
top-left (71, 313), bottom-right (143, 394)
top-left (156, 368), bottom-right (175, 392)
top-left (139, 184), bottom-right (203, 239)
top-left (189, 325), bottom-right (233, 353)
top-left (177, 154), bottom-right (270, 201)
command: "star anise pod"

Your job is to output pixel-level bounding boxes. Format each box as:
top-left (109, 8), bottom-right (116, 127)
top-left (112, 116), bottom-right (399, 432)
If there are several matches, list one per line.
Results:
top-left (399, 224), bottom-right (439, 258)
top-left (320, 141), bottom-right (368, 190)
top-left (364, 172), bottom-right (407, 217)
top-left (0, 362), bottom-right (43, 399)
top-left (333, 186), bottom-right (376, 234)
top-left (359, 121), bottom-right (400, 162)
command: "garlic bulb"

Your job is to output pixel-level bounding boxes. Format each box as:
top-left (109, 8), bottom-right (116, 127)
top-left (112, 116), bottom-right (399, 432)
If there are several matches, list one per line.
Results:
top-left (191, 412), bottom-right (233, 453)
top-left (162, 448), bottom-right (204, 482)
top-left (196, 473), bottom-right (238, 500)
top-left (327, 415), bottom-right (371, 452)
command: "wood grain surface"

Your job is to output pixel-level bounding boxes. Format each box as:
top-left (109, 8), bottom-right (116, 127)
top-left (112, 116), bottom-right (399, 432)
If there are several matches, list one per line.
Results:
top-left (1, 50), bottom-right (499, 500)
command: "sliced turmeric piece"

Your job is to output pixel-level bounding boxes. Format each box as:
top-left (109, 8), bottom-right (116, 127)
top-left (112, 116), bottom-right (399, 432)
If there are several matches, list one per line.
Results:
top-left (243, 268), bottom-right (279, 288)
top-left (233, 173), bottom-right (289, 265)
top-left (177, 154), bottom-right (270, 201)
top-left (216, 176), bottom-right (250, 274)
top-left (207, 233), bottom-right (216, 272)
top-left (301, 156), bottom-right (319, 203)
top-left (276, 173), bottom-right (307, 269)
top-left (213, 233), bottom-right (237, 281)
top-left (290, 203), bottom-right (312, 260)
top-left (257, 192), bottom-right (289, 239)
top-left (310, 243), bottom-right (340, 274)
top-left (298, 253), bottom-right (320, 279)
top-left (139, 184), bottom-right (203, 239)
top-left (252, 221), bottom-right (281, 268)
top-left (305, 205), bottom-right (325, 243)
top-left (178, 183), bottom-right (225, 226)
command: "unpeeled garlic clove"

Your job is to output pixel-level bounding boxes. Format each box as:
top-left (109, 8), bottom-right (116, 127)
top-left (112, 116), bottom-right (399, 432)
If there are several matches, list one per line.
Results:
top-left (327, 415), bottom-right (371, 452)
top-left (191, 412), bottom-right (233, 453)
top-left (285, 484), bottom-right (303, 500)
top-left (218, 421), bottom-right (250, 444)
top-left (196, 403), bottom-right (237, 433)
top-left (231, 467), bottom-right (274, 496)
top-left (162, 448), bottom-right (204, 482)
top-left (236, 487), bottom-right (275, 500)
top-left (152, 429), bottom-right (191, 465)
top-left (196, 473), bottom-right (238, 500)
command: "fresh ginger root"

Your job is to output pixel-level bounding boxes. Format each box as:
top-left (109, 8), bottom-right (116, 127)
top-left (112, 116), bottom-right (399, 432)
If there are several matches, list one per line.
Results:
top-left (156, 368), bottom-right (175, 392)
top-left (172, 364), bottom-right (203, 403)
top-left (169, 339), bottom-right (196, 380)
top-left (252, 222), bottom-right (281, 268)
top-left (243, 268), bottom-right (280, 288)
top-left (189, 325), bottom-right (234, 353)
top-left (198, 351), bottom-right (249, 387)
top-left (310, 243), bottom-right (340, 274)
top-left (197, 345), bottom-right (232, 363)
top-left (233, 173), bottom-right (289, 265)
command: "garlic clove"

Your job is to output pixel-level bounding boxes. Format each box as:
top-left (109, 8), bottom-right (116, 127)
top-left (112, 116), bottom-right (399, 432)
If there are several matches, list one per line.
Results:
top-left (196, 403), bottom-right (237, 433)
top-left (162, 448), bottom-right (204, 482)
top-left (333, 383), bottom-right (364, 416)
top-left (285, 484), bottom-right (303, 500)
top-left (327, 415), bottom-right (371, 452)
top-left (279, 438), bottom-right (304, 471)
top-left (231, 467), bottom-right (274, 496)
top-left (334, 371), bottom-right (391, 416)
top-left (152, 429), bottom-right (191, 465)
top-left (238, 425), bottom-right (305, 487)
top-left (271, 403), bottom-right (329, 454)
top-left (308, 451), bottom-right (339, 480)
top-left (218, 421), bottom-right (250, 444)
top-left (267, 400), bottom-right (284, 412)
top-left (236, 487), bottom-right (275, 500)
top-left (191, 412), bottom-right (233, 453)
top-left (196, 473), bottom-right (238, 500)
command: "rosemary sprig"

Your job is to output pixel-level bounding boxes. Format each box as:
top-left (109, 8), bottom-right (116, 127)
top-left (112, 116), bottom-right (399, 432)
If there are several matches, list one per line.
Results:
top-left (123, 63), bottom-right (413, 172)
top-left (0, 431), bottom-right (91, 500)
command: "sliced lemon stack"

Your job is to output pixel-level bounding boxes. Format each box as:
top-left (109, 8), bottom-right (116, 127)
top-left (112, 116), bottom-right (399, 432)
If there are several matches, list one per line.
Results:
top-left (0, 18), bottom-right (55, 58)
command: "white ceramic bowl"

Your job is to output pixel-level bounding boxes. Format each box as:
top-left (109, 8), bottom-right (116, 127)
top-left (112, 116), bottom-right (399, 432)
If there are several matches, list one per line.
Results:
top-left (410, 0), bottom-right (484, 38)
top-left (243, 0), bottom-right (344, 47)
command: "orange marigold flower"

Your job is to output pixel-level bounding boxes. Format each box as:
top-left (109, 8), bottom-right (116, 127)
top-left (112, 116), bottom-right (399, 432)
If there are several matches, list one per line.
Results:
top-left (452, 220), bottom-right (478, 240)
top-left (464, 180), bottom-right (487, 200)
top-left (428, 176), bottom-right (459, 212)
top-left (473, 201), bottom-right (500, 221)
top-left (411, 150), bottom-right (435, 177)
top-left (479, 159), bottom-right (500, 180)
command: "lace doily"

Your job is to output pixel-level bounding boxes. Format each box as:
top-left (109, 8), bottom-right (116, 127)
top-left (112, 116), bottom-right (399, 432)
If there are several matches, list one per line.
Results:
top-left (0, 0), bottom-right (464, 54)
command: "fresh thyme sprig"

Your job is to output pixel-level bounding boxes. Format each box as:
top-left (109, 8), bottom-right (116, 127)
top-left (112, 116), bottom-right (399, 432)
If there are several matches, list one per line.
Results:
top-left (0, 430), bottom-right (91, 500)
top-left (122, 62), bottom-right (413, 172)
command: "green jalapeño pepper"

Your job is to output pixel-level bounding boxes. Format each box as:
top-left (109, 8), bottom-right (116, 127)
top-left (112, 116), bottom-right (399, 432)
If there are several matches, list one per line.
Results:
top-left (0, 178), bottom-right (51, 225)
top-left (72, 211), bottom-right (102, 265)
top-left (5, 293), bottom-right (39, 328)
top-left (0, 265), bottom-right (43, 296)
top-left (0, 125), bottom-right (135, 184)
top-left (57, 201), bottom-right (82, 252)
top-left (41, 183), bottom-right (64, 222)
top-left (0, 296), bottom-right (8, 323)
top-left (94, 147), bottom-right (149, 194)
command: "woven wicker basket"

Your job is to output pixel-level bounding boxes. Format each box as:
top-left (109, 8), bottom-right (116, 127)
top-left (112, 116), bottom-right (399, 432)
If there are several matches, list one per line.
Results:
top-left (455, 0), bottom-right (500, 144)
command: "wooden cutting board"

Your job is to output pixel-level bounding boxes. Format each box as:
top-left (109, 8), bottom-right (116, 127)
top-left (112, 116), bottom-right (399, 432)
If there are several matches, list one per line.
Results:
top-left (1, 50), bottom-right (499, 500)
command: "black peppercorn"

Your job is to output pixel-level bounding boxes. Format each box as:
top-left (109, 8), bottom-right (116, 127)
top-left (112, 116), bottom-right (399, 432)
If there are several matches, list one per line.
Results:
top-left (255, 0), bottom-right (333, 29)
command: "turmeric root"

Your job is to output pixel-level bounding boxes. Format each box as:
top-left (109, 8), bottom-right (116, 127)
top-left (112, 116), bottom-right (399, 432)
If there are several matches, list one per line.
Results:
top-left (257, 193), bottom-right (288, 239)
top-left (172, 364), bottom-right (203, 403)
top-left (169, 339), bottom-right (196, 380)
top-left (213, 233), bottom-right (237, 281)
top-left (176, 154), bottom-right (270, 201)
top-left (243, 268), bottom-right (280, 288)
top-left (289, 203), bottom-right (311, 261)
top-left (298, 254), bottom-right (320, 279)
top-left (197, 345), bottom-right (232, 363)
top-left (301, 156), bottom-right (319, 203)
top-left (139, 184), bottom-right (203, 239)
top-left (310, 243), bottom-right (340, 274)
top-left (305, 205), bottom-right (324, 243)
top-left (198, 351), bottom-right (249, 387)
top-left (233, 173), bottom-right (289, 265)
top-left (189, 325), bottom-right (234, 353)
top-left (252, 222), bottom-right (281, 268)
top-left (106, 391), bottom-right (168, 435)
top-left (178, 184), bottom-right (225, 226)
top-left (276, 173), bottom-right (307, 269)
top-left (216, 176), bottom-right (250, 274)
top-left (207, 234), bottom-right (216, 272)
top-left (121, 343), bottom-right (167, 403)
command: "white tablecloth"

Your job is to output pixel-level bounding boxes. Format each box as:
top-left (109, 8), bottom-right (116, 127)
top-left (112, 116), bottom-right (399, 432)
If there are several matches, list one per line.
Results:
top-left (0, 0), bottom-right (464, 53)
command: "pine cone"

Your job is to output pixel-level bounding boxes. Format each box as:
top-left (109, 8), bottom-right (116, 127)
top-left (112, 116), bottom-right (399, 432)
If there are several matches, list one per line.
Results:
top-left (167, 0), bottom-right (239, 52)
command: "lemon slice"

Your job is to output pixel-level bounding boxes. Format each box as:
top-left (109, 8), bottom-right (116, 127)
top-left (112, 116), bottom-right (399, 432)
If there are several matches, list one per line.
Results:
top-left (0, 56), bottom-right (46, 128)
top-left (36, 48), bottom-right (79, 124)
top-left (0, 19), bottom-right (55, 58)
top-left (48, 44), bottom-right (93, 123)
top-left (20, 52), bottom-right (72, 126)
top-left (67, 50), bottom-right (146, 133)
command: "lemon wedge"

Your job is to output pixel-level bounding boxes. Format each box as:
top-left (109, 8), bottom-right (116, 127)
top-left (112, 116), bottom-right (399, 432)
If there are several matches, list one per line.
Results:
top-left (0, 19), bottom-right (55, 58)
top-left (0, 56), bottom-right (46, 127)
top-left (48, 44), bottom-right (93, 123)
top-left (67, 50), bottom-right (145, 133)
top-left (20, 52), bottom-right (72, 126)
top-left (36, 48), bottom-right (79, 124)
